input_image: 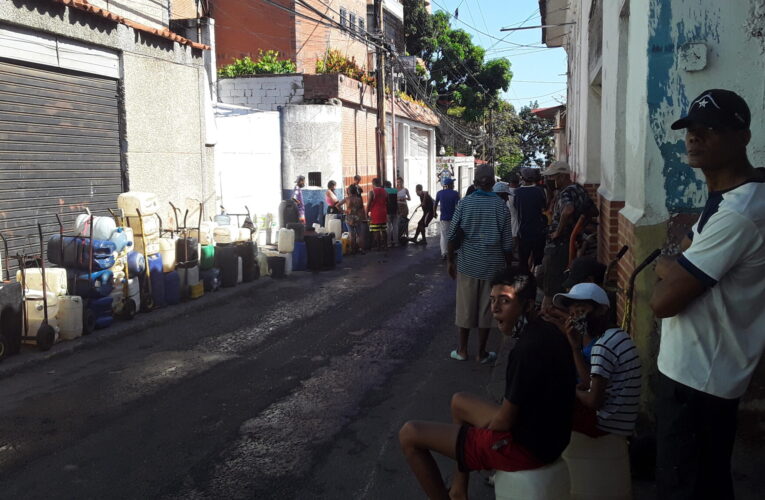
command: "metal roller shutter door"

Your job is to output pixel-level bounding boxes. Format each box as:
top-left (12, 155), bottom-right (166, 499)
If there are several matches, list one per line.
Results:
top-left (0, 60), bottom-right (122, 273)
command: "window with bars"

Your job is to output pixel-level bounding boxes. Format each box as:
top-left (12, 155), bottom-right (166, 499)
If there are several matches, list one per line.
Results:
top-left (358, 18), bottom-right (365, 34)
top-left (308, 172), bottom-right (322, 187)
top-left (340, 8), bottom-right (347, 28)
top-left (349, 13), bottom-right (356, 32)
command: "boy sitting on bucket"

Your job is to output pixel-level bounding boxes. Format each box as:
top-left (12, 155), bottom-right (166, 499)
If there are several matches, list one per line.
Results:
top-left (399, 269), bottom-right (576, 499)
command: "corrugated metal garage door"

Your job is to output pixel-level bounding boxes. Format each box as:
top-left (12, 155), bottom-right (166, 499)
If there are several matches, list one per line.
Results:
top-left (0, 59), bottom-right (122, 272)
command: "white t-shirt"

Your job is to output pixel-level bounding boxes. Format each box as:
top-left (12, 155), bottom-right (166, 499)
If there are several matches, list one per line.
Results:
top-left (507, 188), bottom-right (520, 237)
top-left (658, 180), bottom-right (765, 399)
top-left (590, 328), bottom-right (641, 435)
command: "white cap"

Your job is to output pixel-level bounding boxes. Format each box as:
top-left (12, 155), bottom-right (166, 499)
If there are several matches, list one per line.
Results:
top-left (553, 283), bottom-right (610, 309)
top-left (492, 181), bottom-right (511, 194)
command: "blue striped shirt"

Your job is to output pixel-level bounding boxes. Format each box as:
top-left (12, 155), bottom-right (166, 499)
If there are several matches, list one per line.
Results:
top-left (447, 190), bottom-right (513, 280)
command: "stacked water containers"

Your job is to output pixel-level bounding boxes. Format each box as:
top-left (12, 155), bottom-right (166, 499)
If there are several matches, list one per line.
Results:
top-left (118, 192), bottom-right (163, 311)
top-left (16, 267), bottom-right (70, 342)
top-left (108, 221), bottom-right (139, 320)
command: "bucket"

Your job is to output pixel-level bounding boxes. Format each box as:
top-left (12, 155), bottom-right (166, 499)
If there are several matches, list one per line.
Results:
top-left (56, 295), bottom-right (83, 341)
top-left (267, 256), bottom-right (286, 278)
top-left (117, 191), bottom-right (159, 216)
top-left (277, 228), bottom-right (295, 253)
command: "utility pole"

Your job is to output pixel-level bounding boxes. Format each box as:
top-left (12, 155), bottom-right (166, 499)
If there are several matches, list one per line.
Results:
top-left (389, 53), bottom-right (397, 180)
top-left (374, 0), bottom-right (387, 183)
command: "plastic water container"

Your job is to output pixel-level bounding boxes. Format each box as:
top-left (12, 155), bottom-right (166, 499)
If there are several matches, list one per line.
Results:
top-left (118, 191), bottom-right (159, 216)
top-left (341, 233), bottom-right (351, 255)
top-left (126, 215), bottom-right (159, 237)
top-left (24, 291), bottom-right (59, 337)
top-left (133, 234), bottom-right (160, 257)
top-left (110, 277), bottom-right (140, 314)
top-left (178, 266), bottom-right (200, 294)
top-left (214, 225), bottom-right (239, 245)
top-left (291, 241), bottom-right (307, 271)
top-left (214, 213), bottom-right (232, 226)
top-left (56, 295), bottom-right (83, 341)
top-left (87, 296), bottom-right (114, 315)
top-left (163, 271), bottom-right (181, 305)
top-left (216, 246), bottom-right (238, 288)
top-left (94, 315), bottom-right (113, 329)
top-left (267, 256), bottom-right (286, 278)
top-left (328, 219), bottom-right (342, 239)
top-left (17, 268), bottom-right (68, 296)
top-left (124, 227), bottom-right (135, 249)
top-left (236, 228), bottom-right (250, 242)
top-left (256, 253), bottom-right (269, 278)
top-left (72, 269), bottom-right (114, 298)
top-left (334, 241), bottom-right (343, 264)
top-left (324, 213), bottom-right (339, 228)
top-left (189, 282), bottom-right (204, 299)
top-left (494, 458), bottom-right (571, 500)
top-left (189, 222), bottom-right (215, 246)
top-left (127, 251), bottom-right (146, 275)
top-left (108, 227), bottom-right (130, 253)
top-left (75, 214), bottom-right (117, 241)
top-left (149, 267), bottom-right (166, 308)
top-left (146, 253), bottom-right (163, 275)
top-left (277, 228), bottom-right (295, 253)
top-left (200, 245), bottom-right (215, 270)
top-left (562, 432), bottom-right (632, 500)
top-left (283, 252), bottom-right (293, 276)
top-left (159, 238), bottom-right (177, 272)
top-left (200, 267), bottom-right (221, 292)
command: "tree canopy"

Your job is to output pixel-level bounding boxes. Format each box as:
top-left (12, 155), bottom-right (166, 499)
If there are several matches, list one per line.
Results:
top-left (402, 3), bottom-right (512, 122)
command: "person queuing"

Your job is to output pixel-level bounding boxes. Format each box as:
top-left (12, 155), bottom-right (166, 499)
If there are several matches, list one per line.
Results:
top-left (434, 178), bottom-right (460, 260)
top-left (397, 177), bottom-right (412, 241)
top-left (649, 89), bottom-right (765, 500)
top-left (514, 168), bottom-right (548, 272)
top-left (446, 164), bottom-right (513, 363)
top-left (384, 180), bottom-right (400, 247)
top-left (409, 184), bottom-right (435, 245)
top-left (366, 178), bottom-right (388, 251)
top-left (325, 180), bottom-right (345, 215)
top-left (540, 161), bottom-right (594, 311)
top-left (292, 175), bottom-right (306, 224)
top-left (399, 269), bottom-right (576, 500)
top-left (549, 284), bottom-right (641, 439)
top-left (344, 184), bottom-right (366, 254)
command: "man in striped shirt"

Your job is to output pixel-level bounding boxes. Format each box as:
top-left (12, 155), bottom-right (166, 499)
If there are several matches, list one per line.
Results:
top-left (550, 283), bottom-right (641, 437)
top-left (446, 164), bottom-right (514, 363)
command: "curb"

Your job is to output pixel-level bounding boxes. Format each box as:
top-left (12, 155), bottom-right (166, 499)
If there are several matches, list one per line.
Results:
top-left (0, 276), bottom-right (277, 380)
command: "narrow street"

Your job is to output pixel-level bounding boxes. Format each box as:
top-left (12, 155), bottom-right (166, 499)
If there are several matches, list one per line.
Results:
top-left (0, 241), bottom-right (499, 499)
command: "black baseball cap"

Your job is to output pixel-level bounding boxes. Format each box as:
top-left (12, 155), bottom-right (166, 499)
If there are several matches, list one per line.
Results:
top-left (671, 89), bottom-right (750, 131)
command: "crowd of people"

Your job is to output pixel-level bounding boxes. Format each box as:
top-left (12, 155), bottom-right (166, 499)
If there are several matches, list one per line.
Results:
top-left (396, 88), bottom-right (765, 500)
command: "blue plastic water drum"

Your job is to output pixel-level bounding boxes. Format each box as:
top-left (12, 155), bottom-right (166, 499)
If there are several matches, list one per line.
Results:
top-left (292, 241), bottom-right (307, 272)
top-left (127, 251), bottom-right (146, 275)
top-left (109, 228), bottom-right (130, 253)
top-left (150, 268), bottom-right (166, 308)
top-left (200, 267), bottom-right (221, 292)
top-left (164, 271), bottom-right (181, 305)
top-left (147, 253), bottom-right (163, 275)
top-left (334, 241), bottom-right (343, 264)
top-left (87, 296), bottom-right (114, 314)
top-left (94, 315), bottom-right (113, 329)
top-left (72, 269), bottom-right (114, 298)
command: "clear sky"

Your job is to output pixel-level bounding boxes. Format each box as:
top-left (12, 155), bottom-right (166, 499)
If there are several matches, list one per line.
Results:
top-left (427, 0), bottom-right (568, 111)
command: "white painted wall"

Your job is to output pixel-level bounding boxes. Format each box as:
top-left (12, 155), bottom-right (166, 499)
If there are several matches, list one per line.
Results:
top-left (214, 104), bottom-right (282, 222)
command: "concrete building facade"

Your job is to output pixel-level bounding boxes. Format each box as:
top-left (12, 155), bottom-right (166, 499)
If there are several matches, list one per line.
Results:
top-left (541, 0), bottom-right (765, 426)
top-left (0, 0), bottom-right (215, 258)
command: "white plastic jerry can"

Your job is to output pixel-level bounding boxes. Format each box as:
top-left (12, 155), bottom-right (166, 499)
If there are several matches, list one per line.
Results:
top-left (117, 191), bottom-right (159, 217)
top-left (277, 228), bottom-right (295, 253)
top-left (16, 268), bottom-right (68, 296)
top-left (56, 295), bottom-right (83, 341)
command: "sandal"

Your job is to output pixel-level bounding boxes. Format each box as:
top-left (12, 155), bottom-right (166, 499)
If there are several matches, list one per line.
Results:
top-left (479, 352), bottom-right (497, 364)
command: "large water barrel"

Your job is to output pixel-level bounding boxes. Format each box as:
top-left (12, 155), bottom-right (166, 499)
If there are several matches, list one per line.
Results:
top-left (279, 200), bottom-right (299, 228)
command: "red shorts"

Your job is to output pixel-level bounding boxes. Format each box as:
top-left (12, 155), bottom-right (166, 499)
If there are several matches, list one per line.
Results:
top-left (456, 425), bottom-right (543, 473)
top-left (571, 399), bottom-right (609, 438)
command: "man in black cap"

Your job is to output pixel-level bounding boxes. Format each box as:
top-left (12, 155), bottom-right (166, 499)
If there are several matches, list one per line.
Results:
top-left (650, 89), bottom-right (765, 500)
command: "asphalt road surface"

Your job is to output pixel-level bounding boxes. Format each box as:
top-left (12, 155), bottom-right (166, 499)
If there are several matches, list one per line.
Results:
top-left (0, 241), bottom-right (501, 499)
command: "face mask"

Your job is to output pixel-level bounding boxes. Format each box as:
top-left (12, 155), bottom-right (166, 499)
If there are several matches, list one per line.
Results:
top-left (571, 311), bottom-right (588, 336)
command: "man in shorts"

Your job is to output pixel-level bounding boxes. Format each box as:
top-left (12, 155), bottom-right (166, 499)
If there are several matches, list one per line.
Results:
top-left (410, 184), bottom-right (435, 245)
top-left (446, 164), bottom-right (513, 363)
top-left (399, 269), bottom-right (576, 499)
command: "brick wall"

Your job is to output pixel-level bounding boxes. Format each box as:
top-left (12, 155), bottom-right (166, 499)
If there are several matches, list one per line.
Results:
top-left (212, 0), bottom-right (295, 68)
top-left (598, 193), bottom-right (626, 267)
top-left (218, 75), bottom-right (305, 111)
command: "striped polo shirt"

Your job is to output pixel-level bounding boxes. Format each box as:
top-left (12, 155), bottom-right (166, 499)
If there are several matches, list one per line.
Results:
top-left (590, 328), bottom-right (642, 436)
top-left (447, 189), bottom-right (513, 281)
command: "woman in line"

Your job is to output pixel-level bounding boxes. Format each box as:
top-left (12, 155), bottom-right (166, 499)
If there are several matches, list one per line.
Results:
top-left (325, 180), bottom-right (345, 214)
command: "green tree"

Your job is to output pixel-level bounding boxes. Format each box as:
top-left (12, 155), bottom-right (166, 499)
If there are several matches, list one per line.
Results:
top-left (513, 102), bottom-right (555, 168)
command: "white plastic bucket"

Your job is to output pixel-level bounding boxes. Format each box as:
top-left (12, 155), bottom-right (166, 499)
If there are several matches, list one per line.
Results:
top-left (56, 295), bottom-right (83, 341)
top-left (118, 191), bottom-right (159, 216)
